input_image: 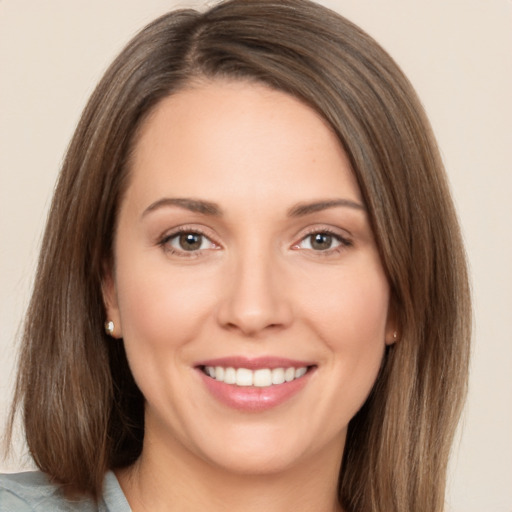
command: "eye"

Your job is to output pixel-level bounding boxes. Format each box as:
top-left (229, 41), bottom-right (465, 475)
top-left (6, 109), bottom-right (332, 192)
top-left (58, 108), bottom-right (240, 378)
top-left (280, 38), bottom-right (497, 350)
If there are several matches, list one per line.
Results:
top-left (304, 233), bottom-right (337, 251)
top-left (161, 230), bottom-right (219, 254)
top-left (293, 230), bottom-right (351, 252)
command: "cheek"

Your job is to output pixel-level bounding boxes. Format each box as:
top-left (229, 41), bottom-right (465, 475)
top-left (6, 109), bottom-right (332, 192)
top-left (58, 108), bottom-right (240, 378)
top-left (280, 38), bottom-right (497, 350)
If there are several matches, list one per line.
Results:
top-left (113, 255), bottom-right (222, 415)
top-left (311, 269), bottom-right (389, 426)
top-left (301, 263), bottom-right (390, 346)
top-left (298, 261), bottom-right (389, 400)
top-left (114, 255), bottom-right (219, 352)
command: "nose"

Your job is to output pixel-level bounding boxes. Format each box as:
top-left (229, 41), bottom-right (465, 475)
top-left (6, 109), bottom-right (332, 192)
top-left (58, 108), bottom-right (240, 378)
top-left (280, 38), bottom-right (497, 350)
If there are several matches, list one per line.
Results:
top-left (216, 246), bottom-right (293, 337)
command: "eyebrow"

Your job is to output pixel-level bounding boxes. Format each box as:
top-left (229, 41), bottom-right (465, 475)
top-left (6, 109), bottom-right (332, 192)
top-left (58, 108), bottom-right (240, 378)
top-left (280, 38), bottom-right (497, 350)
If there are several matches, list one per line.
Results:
top-left (287, 198), bottom-right (365, 217)
top-left (142, 197), bottom-right (223, 218)
top-left (141, 196), bottom-right (365, 219)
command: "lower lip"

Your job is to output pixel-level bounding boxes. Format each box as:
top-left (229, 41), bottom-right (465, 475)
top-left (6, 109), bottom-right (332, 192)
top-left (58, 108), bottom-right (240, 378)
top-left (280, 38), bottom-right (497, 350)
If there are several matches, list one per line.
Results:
top-left (197, 368), bottom-right (313, 412)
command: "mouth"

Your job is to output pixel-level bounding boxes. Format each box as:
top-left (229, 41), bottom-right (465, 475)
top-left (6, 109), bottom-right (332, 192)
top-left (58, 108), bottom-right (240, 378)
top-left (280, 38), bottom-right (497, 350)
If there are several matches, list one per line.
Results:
top-left (194, 357), bottom-right (316, 411)
top-left (199, 365), bottom-right (315, 388)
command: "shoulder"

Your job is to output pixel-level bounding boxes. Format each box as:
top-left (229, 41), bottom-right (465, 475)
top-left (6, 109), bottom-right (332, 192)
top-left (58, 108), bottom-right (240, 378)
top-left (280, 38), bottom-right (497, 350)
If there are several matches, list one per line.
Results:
top-left (0, 471), bottom-right (99, 511)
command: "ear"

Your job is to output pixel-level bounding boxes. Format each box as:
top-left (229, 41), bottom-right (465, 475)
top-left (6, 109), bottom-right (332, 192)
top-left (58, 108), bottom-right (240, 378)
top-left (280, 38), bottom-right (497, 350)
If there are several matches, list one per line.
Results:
top-left (102, 269), bottom-right (122, 339)
top-left (384, 300), bottom-right (399, 346)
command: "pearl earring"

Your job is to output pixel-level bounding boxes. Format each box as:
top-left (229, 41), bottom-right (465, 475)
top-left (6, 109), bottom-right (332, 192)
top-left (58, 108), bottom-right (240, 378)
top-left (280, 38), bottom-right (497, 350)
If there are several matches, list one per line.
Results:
top-left (105, 320), bottom-right (115, 336)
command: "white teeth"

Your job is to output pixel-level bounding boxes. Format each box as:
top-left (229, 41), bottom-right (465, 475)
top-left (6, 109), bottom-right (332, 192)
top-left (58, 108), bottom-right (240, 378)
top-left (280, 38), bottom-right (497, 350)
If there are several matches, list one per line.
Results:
top-left (271, 368), bottom-right (285, 385)
top-left (236, 368), bottom-right (253, 386)
top-left (203, 365), bottom-right (308, 388)
top-left (284, 367), bottom-right (295, 382)
top-left (215, 366), bottom-right (224, 381)
top-left (295, 367), bottom-right (307, 378)
top-left (224, 367), bottom-right (236, 384)
top-left (253, 369), bottom-right (272, 387)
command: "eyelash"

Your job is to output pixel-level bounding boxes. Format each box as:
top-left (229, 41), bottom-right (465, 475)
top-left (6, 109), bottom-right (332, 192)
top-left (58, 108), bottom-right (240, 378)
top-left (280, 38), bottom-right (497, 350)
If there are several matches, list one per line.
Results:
top-left (157, 226), bottom-right (353, 257)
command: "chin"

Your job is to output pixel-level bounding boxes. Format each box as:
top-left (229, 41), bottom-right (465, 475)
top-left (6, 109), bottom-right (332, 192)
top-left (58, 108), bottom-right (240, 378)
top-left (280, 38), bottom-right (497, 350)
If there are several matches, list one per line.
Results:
top-left (204, 446), bottom-right (306, 476)
top-left (190, 421), bottom-right (344, 477)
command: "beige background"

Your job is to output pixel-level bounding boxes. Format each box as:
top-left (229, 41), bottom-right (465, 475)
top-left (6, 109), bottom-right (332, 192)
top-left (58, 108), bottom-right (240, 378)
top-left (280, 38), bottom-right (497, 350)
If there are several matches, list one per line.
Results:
top-left (1, 1), bottom-right (511, 510)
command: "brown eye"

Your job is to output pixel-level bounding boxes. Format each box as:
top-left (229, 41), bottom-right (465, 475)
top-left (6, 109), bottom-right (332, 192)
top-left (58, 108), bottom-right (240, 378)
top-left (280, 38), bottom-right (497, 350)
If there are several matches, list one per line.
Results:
top-left (178, 233), bottom-right (203, 251)
top-left (163, 231), bottom-right (217, 254)
top-left (293, 231), bottom-right (350, 253)
top-left (310, 233), bottom-right (333, 250)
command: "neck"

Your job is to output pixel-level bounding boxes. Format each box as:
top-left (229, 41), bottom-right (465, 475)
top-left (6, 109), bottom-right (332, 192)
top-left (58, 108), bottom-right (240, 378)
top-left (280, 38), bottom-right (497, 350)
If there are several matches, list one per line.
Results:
top-left (116, 427), bottom-right (345, 512)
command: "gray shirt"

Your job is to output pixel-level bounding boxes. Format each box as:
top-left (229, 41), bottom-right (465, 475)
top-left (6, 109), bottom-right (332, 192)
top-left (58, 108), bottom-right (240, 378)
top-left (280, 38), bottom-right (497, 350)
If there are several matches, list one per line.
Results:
top-left (0, 471), bottom-right (131, 511)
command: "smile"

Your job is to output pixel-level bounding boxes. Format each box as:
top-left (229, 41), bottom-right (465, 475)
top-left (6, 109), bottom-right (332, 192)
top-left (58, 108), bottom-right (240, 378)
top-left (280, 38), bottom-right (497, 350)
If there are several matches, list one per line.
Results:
top-left (196, 357), bottom-right (316, 411)
top-left (202, 366), bottom-right (308, 387)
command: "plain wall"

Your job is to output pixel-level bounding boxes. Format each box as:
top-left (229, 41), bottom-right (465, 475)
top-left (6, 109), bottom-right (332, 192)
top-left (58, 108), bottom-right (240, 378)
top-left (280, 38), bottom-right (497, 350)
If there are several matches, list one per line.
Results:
top-left (1, 1), bottom-right (511, 511)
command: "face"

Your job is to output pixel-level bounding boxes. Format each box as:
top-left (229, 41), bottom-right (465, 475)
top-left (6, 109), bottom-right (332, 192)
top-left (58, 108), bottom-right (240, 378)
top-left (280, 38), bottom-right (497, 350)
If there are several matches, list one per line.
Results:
top-left (104, 80), bottom-right (395, 476)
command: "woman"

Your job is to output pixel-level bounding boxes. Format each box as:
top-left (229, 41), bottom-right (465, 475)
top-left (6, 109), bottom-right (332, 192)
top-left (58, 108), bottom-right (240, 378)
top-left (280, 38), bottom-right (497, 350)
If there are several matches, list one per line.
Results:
top-left (1, 0), bottom-right (471, 511)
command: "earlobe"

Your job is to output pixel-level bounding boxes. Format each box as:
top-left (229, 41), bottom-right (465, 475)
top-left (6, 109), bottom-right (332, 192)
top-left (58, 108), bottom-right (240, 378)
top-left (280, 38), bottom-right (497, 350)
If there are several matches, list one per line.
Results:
top-left (101, 272), bottom-right (122, 338)
top-left (384, 326), bottom-right (399, 346)
top-left (385, 302), bottom-right (399, 345)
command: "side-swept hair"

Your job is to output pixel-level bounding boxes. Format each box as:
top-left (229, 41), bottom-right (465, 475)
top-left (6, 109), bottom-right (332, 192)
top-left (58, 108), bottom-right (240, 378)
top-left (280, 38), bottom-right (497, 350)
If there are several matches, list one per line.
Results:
top-left (9, 1), bottom-right (471, 510)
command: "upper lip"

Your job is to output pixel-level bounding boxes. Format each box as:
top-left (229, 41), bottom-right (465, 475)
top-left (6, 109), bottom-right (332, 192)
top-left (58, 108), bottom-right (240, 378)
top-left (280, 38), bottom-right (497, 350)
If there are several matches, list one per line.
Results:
top-left (194, 356), bottom-right (316, 370)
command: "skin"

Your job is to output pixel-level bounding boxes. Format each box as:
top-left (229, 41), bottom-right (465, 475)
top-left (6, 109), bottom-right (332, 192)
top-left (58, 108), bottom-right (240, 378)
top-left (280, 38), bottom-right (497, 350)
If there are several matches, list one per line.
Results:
top-left (104, 80), bottom-right (395, 512)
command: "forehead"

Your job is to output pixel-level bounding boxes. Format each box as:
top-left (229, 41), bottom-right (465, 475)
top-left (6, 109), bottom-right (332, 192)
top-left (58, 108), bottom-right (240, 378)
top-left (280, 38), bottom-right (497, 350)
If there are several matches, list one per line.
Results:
top-left (126, 79), bottom-right (361, 209)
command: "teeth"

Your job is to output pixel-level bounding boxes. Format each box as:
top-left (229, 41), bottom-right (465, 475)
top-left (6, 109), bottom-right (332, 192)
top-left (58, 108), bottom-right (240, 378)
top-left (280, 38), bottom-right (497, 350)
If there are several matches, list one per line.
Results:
top-left (204, 366), bottom-right (308, 388)
top-left (224, 367), bottom-right (236, 384)
top-left (271, 368), bottom-right (285, 385)
top-left (215, 366), bottom-right (225, 381)
top-left (236, 368), bottom-right (253, 386)
top-left (253, 369), bottom-right (271, 387)
top-left (295, 367), bottom-right (307, 378)
top-left (284, 367), bottom-right (295, 382)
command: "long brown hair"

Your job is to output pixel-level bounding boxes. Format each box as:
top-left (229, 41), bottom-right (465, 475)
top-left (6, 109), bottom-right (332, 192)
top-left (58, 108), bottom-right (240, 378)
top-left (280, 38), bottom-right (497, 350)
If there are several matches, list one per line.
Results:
top-left (8, 1), bottom-right (471, 510)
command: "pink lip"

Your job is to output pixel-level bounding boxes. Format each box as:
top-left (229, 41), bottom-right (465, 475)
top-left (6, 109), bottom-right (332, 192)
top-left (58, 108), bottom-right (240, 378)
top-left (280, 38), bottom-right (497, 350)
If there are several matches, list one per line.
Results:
top-left (195, 357), bottom-right (316, 412)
